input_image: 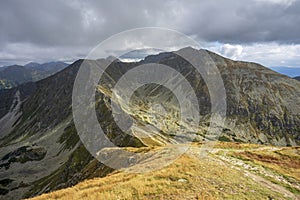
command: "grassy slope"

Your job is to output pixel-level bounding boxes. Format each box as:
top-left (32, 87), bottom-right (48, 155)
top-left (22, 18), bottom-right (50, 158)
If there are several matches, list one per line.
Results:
top-left (27, 142), bottom-right (300, 200)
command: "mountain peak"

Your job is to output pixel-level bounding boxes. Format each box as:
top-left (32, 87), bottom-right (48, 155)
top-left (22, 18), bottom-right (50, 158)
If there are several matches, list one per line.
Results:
top-left (176, 46), bottom-right (199, 52)
top-left (25, 62), bottom-right (40, 68)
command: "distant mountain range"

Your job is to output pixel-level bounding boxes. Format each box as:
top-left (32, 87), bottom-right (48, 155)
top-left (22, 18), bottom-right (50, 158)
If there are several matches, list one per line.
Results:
top-left (0, 62), bottom-right (68, 90)
top-left (1, 61), bottom-right (298, 91)
top-left (270, 66), bottom-right (300, 77)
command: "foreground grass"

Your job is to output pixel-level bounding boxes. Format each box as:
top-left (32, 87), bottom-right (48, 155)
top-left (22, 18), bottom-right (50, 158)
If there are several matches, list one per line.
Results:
top-left (229, 146), bottom-right (300, 195)
top-left (28, 142), bottom-right (299, 200)
top-left (232, 147), bottom-right (300, 180)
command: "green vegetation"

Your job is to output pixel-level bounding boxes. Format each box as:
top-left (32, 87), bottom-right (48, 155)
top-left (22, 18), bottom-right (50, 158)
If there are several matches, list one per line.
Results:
top-left (24, 144), bottom-right (93, 198)
top-left (57, 123), bottom-right (80, 152)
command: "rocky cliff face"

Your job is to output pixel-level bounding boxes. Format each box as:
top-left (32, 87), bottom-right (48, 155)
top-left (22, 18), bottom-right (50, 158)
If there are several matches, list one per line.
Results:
top-left (103, 48), bottom-right (300, 146)
top-left (208, 51), bottom-right (300, 145)
top-left (0, 47), bottom-right (299, 199)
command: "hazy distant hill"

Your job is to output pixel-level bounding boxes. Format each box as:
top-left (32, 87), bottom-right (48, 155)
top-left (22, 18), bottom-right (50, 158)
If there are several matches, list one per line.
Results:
top-left (25, 61), bottom-right (67, 72)
top-left (270, 66), bottom-right (300, 77)
top-left (0, 62), bottom-right (68, 89)
top-left (0, 47), bottom-right (299, 199)
top-left (0, 65), bottom-right (33, 89)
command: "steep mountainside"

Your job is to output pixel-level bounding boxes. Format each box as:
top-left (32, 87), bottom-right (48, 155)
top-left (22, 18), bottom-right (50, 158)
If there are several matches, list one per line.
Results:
top-left (0, 62), bottom-right (68, 90)
top-left (0, 48), bottom-right (299, 199)
top-left (294, 76), bottom-right (300, 81)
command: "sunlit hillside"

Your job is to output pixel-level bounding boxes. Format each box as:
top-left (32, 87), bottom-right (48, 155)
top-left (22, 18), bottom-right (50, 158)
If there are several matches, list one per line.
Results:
top-left (28, 142), bottom-right (300, 200)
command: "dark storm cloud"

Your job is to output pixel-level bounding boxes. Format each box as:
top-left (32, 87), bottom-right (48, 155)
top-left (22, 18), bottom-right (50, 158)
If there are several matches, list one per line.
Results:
top-left (0, 0), bottom-right (163, 47)
top-left (0, 1), bottom-right (82, 46)
top-left (1, 0), bottom-right (299, 46)
top-left (178, 0), bottom-right (300, 43)
top-left (0, 0), bottom-right (299, 66)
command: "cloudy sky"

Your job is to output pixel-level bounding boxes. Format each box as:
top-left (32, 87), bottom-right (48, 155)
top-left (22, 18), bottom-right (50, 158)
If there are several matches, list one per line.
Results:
top-left (0, 0), bottom-right (300, 75)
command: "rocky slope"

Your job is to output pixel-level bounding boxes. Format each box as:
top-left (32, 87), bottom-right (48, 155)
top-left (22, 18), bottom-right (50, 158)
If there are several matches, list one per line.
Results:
top-left (0, 47), bottom-right (299, 199)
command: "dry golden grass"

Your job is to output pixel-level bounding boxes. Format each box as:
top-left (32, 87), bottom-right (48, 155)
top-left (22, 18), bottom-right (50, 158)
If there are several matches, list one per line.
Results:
top-left (28, 142), bottom-right (294, 200)
top-left (233, 146), bottom-right (300, 181)
top-left (212, 141), bottom-right (263, 149)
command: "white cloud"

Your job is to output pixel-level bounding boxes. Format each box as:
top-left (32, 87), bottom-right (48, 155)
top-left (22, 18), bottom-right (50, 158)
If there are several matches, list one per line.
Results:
top-left (219, 44), bottom-right (243, 60)
top-left (1, 0), bottom-right (300, 67)
top-left (207, 42), bottom-right (300, 68)
top-left (0, 42), bottom-right (91, 66)
top-left (119, 58), bottom-right (142, 63)
top-left (254, 0), bottom-right (296, 6)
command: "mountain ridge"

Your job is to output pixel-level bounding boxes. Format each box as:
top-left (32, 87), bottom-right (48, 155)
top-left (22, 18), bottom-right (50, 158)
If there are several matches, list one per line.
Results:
top-left (0, 47), bottom-right (299, 199)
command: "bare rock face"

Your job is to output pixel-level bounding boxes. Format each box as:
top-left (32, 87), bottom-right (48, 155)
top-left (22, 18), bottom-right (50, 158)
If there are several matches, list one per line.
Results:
top-left (207, 51), bottom-right (300, 146)
top-left (0, 47), bottom-right (299, 199)
top-left (109, 49), bottom-right (300, 146)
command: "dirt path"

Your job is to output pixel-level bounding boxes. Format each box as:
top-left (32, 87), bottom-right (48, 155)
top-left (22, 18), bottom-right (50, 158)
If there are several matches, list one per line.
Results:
top-left (243, 169), bottom-right (298, 199)
top-left (212, 148), bottom-right (299, 200)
